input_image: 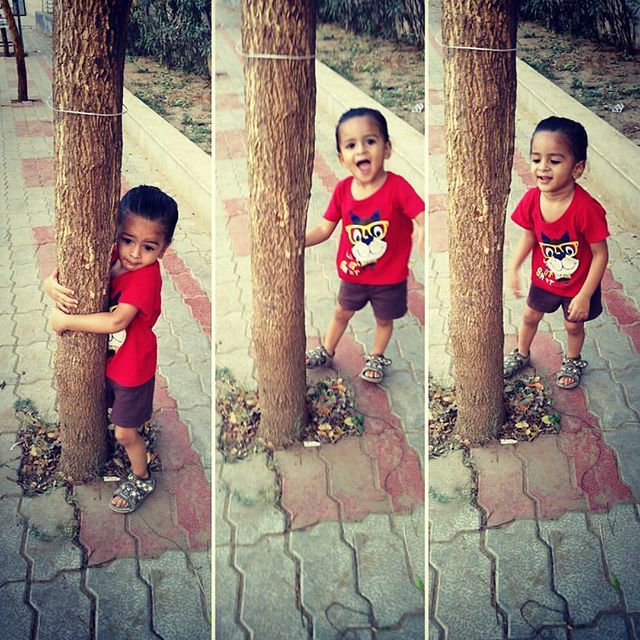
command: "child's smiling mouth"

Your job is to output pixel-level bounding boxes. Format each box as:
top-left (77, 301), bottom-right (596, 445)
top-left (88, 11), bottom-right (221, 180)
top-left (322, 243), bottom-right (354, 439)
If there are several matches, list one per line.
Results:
top-left (356, 159), bottom-right (371, 170)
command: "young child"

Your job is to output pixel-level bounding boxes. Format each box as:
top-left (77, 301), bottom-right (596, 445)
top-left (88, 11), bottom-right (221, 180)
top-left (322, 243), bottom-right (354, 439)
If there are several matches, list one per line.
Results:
top-left (504, 116), bottom-right (609, 389)
top-left (305, 107), bottom-right (424, 383)
top-left (46, 185), bottom-right (178, 513)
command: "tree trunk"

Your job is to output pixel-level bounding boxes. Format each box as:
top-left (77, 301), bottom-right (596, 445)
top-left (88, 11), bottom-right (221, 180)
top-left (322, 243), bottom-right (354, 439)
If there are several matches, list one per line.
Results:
top-left (442, 0), bottom-right (517, 443)
top-left (53, 0), bottom-right (131, 480)
top-left (0, 0), bottom-right (28, 100)
top-left (241, 0), bottom-right (316, 447)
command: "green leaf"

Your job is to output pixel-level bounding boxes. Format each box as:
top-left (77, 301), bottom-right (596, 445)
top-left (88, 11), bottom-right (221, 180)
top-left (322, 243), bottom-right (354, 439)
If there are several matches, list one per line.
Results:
top-left (414, 576), bottom-right (424, 592)
top-left (610, 573), bottom-right (621, 591)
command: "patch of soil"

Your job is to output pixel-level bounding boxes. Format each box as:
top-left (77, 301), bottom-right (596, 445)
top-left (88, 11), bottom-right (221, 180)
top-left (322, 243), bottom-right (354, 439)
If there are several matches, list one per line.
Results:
top-left (517, 21), bottom-right (640, 145)
top-left (124, 56), bottom-right (211, 154)
top-left (316, 23), bottom-right (425, 133)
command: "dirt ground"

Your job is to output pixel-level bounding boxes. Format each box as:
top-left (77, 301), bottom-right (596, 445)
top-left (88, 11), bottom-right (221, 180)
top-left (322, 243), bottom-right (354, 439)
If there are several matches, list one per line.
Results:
top-left (124, 56), bottom-right (211, 154)
top-left (517, 20), bottom-right (640, 145)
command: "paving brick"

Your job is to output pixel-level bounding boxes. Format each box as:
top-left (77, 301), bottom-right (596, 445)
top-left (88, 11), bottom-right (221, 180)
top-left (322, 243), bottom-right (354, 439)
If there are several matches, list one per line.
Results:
top-left (235, 536), bottom-right (308, 638)
top-left (276, 445), bottom-right (339, 529)
top-left (320, 437), bottom-right (392, 520)
top-left (583, 368), bottom-right (639, 429)
top-left (0, 496), bottom-right (28, 582)
top-left (612, 367), bottom-right (640, 420)
top-left (487, 519), bottom-right (566, 637)
top-left (86, 558), bottom-right (157, 640)
top-left (428, 450), bottom-right (481, 541)
top-left (344, 514), bottom-right (424, 628)
top-left (430, 533), bottom-right (504, 639)
top-left (539, 511), bottom-right (620, 626)
top-left (571, 615), bottom-right (630, 639)
top-left (0, 582), bottom-right (33, 640)
top-left (473, 444), bottom-right (536, 526)
top-left (517, 436), bottom-right (587, 519)
top-left (290, 521), bottom-right (371, 637)
top-left (214, 544), bottom-right (246, 640)
top-left (30, 572), bottom-right (92, 640)
top-left (602, 427), bottom-right (640, 499)
top-left (140, 550), bottom-right (211, 639)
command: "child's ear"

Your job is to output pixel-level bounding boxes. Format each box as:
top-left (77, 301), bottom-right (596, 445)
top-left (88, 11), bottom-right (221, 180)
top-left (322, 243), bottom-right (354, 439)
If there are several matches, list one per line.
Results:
top-left (384, 140), bottom-right (392, 159)
top-left (573, 160), bottom-right (585, 179)
top-left (337, 152), bottom-right (345, 167)
top-left (158, 243), bottom-right (170, 259)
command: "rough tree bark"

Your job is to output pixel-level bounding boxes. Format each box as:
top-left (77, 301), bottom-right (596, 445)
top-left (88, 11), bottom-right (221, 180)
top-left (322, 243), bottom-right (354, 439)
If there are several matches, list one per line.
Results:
top-left (0, 0), bottom-right (28, 100)
top-left (241, 0), bottom-right (316, 447)
top-left (53, 0), bottom-right (131, 480)
top-left (442, 0), bottom-right (518, 443)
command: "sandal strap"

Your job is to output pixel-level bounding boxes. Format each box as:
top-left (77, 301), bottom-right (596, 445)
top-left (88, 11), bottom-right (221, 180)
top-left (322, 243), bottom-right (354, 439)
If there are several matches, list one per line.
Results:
top-left (504, 348), bottom-right (530, 377)
top-left (306, 345), bottom-right (332, 367)
top-left (365, 354), bottom-right (392, 369)
top-left (113, 472), bottom-right (155, 509)
top-left (559, 356), bottom-right (588, 377)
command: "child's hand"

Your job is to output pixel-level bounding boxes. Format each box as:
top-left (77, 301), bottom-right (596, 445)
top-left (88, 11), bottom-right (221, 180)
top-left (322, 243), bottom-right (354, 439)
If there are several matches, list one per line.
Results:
top-left (49, 308), bottom-right (69, 335)
top-left (567, 293), bottom-right (590, 322)
top-left (508, 269), bottom-right (523, 298)
top-left (44, 268), bottom-right (78, 312)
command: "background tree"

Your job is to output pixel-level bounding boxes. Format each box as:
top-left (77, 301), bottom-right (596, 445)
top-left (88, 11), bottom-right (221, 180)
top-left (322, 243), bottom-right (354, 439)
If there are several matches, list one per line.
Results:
top-left (442, 0), bottom-right (518, 442)
top-left (241, 0), bottom-right (316, 447)
top-left (0, 0), bottom-right (28, 101)
top-left (53, 0), bottom-right (132, 480)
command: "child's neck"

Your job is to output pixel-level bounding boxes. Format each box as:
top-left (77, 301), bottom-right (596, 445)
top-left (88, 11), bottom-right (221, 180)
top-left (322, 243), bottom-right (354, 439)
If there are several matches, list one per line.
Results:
top-left (539, 182), bottom-right (576, 223)
top-left (351, 170), bottom-right (388, 200)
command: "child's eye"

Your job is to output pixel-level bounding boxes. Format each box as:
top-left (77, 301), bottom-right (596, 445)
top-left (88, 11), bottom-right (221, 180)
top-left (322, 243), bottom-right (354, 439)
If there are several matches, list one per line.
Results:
top-left (531, 158), bottom-right (540, 164)
top-left (346, 142), bottom-right (355, 150)
top-left (366, 138), bottom-right (377, 145)
top-left (550, 160), bottom-right (560, 165)
top-left (144, 245), bottom-right (155, 252)
top-left (122, 238), bottom-right (133, 245)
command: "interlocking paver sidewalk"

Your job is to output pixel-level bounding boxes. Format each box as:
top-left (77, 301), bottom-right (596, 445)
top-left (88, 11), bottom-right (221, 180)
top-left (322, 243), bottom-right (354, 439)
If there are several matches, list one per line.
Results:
top-left (0, 12), bottom-right (211, 639)
top-left (215, 4), bottom-right (425, 637)
top-left (428, 1), bottom-right (640, 638)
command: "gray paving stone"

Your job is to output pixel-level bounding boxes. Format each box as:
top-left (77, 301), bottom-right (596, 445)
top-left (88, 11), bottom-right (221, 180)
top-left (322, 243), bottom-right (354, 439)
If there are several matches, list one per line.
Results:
top-left (12, 285), bottom-right (43, 314)
top-left (0, 315), bottom-right (17, 346)
top-left (215, 544), bottom-right (246, 640)
top-left (235, 535), bottom-right (308, 639)
top-left (30, 572), bottom-right (92, 640)
top-left (486, 519), bottom-right (565, 637)
top-left (0, 432), bottom-right (22, 496)
top-left (221, 454), bottom-right (285, 544)
top-left (583, 368), bottom-right (638, 429)
top-left (589, 323), bottom-right (638, 370)
top-left (15, 341), bottom-right (53, 383)
top-left (376, 614), bottom-right (425, 639)
top-left (0, 496), bottom-right (28, 582)
top-left (20, 488), bottom-right (82, 580)
top-left (0, 581), bottom-right (33, 640)
top-left (290, 522), bottom-right (371, 638)
top-left (12, 311), bottom-right (48, 346)
top-left (161, 362), bottom-right (207, 410)
top-left (140, 549), bottom-right (211, 639)
top-left (571, 615), bottom-right (631, 639)
top-left (387, 370), bottom-right (424, 431)
top-left (86, 558), bottom-right (157, 640)
top-left (539, 511), bottom-right (620, 626)
top-left (602, 428), bottom-right (640, 500)
top-left (428, 450), bottom-right (481, 542)
top-left (343, 514), bottom-right (423, 628)
top-left (612, 367), bottom-right (640, 420)
top-left (590, 503), bottom-right (640, 610)
top-left (430, 532), bottom-right (504, 640)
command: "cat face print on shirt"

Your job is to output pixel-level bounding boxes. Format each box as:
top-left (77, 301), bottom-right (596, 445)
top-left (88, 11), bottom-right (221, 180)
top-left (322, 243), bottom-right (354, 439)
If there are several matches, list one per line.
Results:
top-left (344, 210), bottom-right (388, 267)
top-left (539, 231), bottom-right (579, 281)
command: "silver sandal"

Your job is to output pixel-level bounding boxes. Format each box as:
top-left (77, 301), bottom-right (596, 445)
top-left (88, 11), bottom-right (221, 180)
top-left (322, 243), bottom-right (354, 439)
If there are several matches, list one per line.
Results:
top-left (503, 348), bottom-right (530, 378)
top-left (306, 345), bottom-right (333, 369)
top-left (359, 354), bottom-right (392, 384)
top-left (109, 472), bottom-right (155, 514)
top-left (556, 355), bottom-right (588, 389)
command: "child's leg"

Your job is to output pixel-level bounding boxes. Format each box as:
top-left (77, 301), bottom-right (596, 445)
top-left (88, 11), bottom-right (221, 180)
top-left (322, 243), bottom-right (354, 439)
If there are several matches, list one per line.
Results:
top-left (556, 318), bottom-right (586, 387)
top-left (323, 304), bottom-right (355, 354)
top-left (112, 425), bottom-right (149, 509)
top-left (517, 304), bottom-right (545, 357)
top-left (361, 317), bottom-right (393, 381)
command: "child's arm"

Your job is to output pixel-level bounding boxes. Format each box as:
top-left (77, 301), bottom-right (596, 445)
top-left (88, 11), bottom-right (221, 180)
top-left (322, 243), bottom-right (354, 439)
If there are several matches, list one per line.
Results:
top-left (43, 267), bottom-right (79, 312)
top-left (412, 212), bottom-right (424, 256)
top-left (49, 303), bottom-right (138, 336)
top-left (506, 230), bottom-right (537, 298)
top-left (305, 219), bottom-right (338, 248)
top-left (567, 240), bottom-right (608, 322)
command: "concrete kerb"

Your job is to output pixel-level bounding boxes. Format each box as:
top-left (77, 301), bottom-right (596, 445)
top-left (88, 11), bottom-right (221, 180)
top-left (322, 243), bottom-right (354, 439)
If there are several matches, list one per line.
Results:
top-left (315, 61), bottom-right (426, 197)
top-left (122, 88), bottom-right (211, 229)
top-left (516, 58), bottom-right (640, 230)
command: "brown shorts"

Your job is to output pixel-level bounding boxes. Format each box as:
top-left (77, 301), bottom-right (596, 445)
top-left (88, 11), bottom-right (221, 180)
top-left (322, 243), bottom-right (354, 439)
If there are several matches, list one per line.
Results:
top-left (106, 376), bottom-right (155, 428)
top-left (338, 279), bottom-right (408, 320)
top-left (527, 282), bottom-right (602, 322)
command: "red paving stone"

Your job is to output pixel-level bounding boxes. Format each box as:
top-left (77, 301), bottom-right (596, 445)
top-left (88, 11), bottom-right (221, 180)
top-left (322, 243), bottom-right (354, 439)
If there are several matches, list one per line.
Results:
top-left (603, 288), bottom-right (640, 326)
top-left (429, 193), bottom-right (447, 213)
top-left (223, 197), bottom-right (248, 218)
top-left (517, 436), bottom-right (587, 519)
top-left (622, 323), bottom-right (640, 354)
top-left (429, 89), bottom-right (442, 106)
top-left (601, 268), bottom-right (623, 292)
top-left (226, 213), bottom-right (251, 256)
top-left (277, 447), bottom-right (340, 529)
top-left (429, 125), bottom-right (445, 155)
top-left (216, 93), bottom-right (242, 110)
top-left (216, 129), bottom-right (246, 160)
top-left (429, 209), bottom-right (448, 253)
top-left (15, 120), bottom-right (53, 137)
top-left (185, 296), bottom-right (212, 335)
top-left (473, 445), bottom-right (536, 526)
top-left (21, 157), bottom-right (54, 187)
top-left (313, 151), bottom-right (340, 193)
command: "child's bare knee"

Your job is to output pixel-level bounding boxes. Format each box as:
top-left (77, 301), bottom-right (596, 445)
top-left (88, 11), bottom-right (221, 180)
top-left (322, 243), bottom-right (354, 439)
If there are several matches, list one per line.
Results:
top-left (114, 426), bottom-right (140, 447)
top-left (335, 305), bottom-right (355, 323)
top-left (522, 307), bottom-right (543, 327)
top-left (564, 319), bottom-right (584, 337)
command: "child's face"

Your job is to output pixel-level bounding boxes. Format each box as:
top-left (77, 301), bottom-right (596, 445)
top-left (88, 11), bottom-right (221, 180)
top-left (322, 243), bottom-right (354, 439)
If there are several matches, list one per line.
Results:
top-left (337, 116), bottom-right (391, 187)
top-left (530, 131), bottom-right (585, 195)
top-left (116, 213), bottom-right (168, 272)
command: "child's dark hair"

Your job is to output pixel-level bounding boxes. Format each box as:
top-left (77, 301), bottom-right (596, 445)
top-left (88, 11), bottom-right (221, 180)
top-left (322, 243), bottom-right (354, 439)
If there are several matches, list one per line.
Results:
top-left (117, 185), bottom-right (179, 244)
top-left (532, 116), bottom-right (588, 163)
top-left (335, 107), bottom-right (390, 152)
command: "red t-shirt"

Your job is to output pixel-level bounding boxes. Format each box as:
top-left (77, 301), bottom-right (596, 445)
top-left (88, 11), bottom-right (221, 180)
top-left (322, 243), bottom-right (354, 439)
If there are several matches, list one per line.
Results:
top-left (511, 184), bottom-right (609, 297)
top-left (324, 171), bottom-right (424, 285)
top-left (105, 254), bottom-right (162, 387)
